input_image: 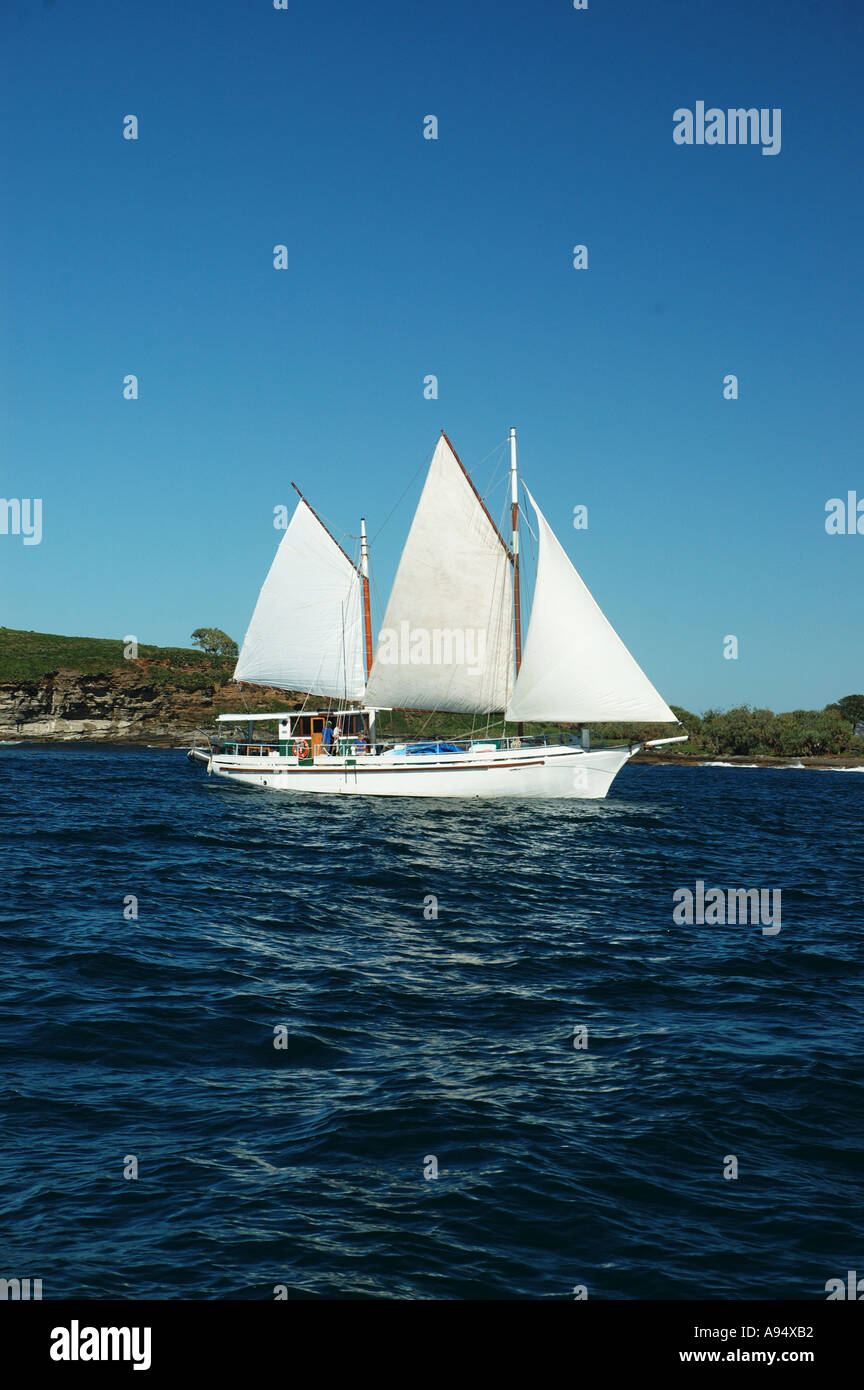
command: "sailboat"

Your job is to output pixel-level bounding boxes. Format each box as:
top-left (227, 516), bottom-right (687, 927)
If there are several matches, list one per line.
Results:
top-left (188, 430), bottom-right (684, 797)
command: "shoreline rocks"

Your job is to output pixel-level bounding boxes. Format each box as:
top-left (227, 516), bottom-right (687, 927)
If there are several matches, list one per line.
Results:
top-left (0, 667), bottom-right (294, 743)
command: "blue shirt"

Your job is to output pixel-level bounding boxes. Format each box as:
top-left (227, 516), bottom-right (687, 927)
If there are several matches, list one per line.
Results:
top-left (322, 725), bottom-right (333, 746)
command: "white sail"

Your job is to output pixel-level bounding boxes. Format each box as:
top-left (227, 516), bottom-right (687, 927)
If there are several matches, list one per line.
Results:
top-left (234, 497), bottom-right (366, 700)
top-left (506, 489), bottom-right (677, 724)
top-left (363, 435), bottom-right (514, 714)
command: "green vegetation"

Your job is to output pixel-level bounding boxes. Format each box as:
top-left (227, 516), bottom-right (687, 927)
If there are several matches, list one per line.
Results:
top-left (827, 693), bottom-right (864, 725)
top-left (669, 704), bottom-right (861, 757)
top-left (1, 629), bottom-right (861, 756)
top-left (190, 627), bottom-right (238, 658)
top-left (0, 627), bottom-right (235, 690)
top-left (590, 702), bottom-right (862, 757)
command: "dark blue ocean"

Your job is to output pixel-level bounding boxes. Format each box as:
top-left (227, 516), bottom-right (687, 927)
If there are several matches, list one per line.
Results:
top-left (1, 746), bottom-right (862, 1300)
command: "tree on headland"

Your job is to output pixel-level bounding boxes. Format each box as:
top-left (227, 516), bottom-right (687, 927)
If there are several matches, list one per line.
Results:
top-left (190, 627), bottom-right (238, 657)
top-left (826, 694), bottom-right (864, 725)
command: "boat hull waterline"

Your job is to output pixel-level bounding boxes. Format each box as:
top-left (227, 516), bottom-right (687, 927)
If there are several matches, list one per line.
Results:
top-left (187, 743), bottom-right (635, 799)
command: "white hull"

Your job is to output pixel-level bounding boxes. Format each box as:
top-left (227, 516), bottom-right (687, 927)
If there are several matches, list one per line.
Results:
top-left (189, 743), bottom-right (636, 799)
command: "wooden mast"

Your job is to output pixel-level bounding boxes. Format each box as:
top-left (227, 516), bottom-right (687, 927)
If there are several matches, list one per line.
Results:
top-left (509, 427), bottom-right (523, 735)
top-left (359, 517), bottom-right (373, 678)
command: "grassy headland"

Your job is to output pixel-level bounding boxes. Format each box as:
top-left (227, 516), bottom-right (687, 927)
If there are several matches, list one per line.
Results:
top-left (0, 628), bottom-right (231, 685)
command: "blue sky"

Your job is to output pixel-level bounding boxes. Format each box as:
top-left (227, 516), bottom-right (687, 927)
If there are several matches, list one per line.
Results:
top-left (1, 0), bottom-right (861, 713)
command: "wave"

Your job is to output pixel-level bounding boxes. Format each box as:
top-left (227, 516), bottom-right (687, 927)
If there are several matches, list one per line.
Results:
top-left (699, 761), bottom-right (762, 768)
top-left (699, 760), bottom-right (863, 771)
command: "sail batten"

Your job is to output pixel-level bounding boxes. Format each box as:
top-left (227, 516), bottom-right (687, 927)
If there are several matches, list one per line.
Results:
top-left (234, 498), bottom-right (366, 699)
top-left (505, 489), bottom-right (677, 724)
top-left (363, 435), bottom-right (514, 714)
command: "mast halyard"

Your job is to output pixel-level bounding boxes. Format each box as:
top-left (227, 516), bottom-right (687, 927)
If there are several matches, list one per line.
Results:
top-left (360, 517), bottom-right (373, 678)
top-left (509, 427), bottom-right (524, 736)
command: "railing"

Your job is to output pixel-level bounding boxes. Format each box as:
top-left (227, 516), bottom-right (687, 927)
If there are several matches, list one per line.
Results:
top-left (211, 733), bottom-right (572, 759)
top-left (194, 729), bottom-right (643, 763)
top-left (214, 740), bottom-right (365, 759)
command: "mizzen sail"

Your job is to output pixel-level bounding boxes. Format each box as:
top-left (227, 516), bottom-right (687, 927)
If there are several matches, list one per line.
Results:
top-left (363, 434), bottom-right (514, 714)
top-left (505, 489), bottom-right (677, 724)
top-left (234, 496), bottom-right (366, 700)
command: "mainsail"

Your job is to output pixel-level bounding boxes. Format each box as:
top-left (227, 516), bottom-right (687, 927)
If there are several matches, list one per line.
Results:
top-left (234, 496), bottom-right (366, 700)
top-left (505, 489), bottom-right (677, 724)
top-left (363, 434), bottom-right (514, 714)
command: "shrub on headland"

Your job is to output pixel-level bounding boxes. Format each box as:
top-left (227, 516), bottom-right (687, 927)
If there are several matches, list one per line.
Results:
top-left (698, 705), bottom-right (856, 756)
top-left (545, 698), bottom-right (862, 757)
top-left (598, 701), bottom-right (861, 757)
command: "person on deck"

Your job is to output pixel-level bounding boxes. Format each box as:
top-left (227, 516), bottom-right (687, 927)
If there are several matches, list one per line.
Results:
top-left (322, 720), bottom-right (334, 754)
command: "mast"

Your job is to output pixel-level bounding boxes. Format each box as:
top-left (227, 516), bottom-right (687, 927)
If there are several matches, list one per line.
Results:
top-left (509, 427), bottom-right (524, 735)
top-left (360, 517), bottom-right (373, 678)
top-left (509, 428), bottom-right (522, 671)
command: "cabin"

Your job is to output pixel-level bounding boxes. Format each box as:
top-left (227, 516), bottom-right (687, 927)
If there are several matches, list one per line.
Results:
top-left (214, 709), bottom-right (375, 759)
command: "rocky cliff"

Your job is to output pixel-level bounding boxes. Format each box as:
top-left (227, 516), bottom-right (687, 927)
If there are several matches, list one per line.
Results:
top-left (0, 666), bottom-right (296, 742)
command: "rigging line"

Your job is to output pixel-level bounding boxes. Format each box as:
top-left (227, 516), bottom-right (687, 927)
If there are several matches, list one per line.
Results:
top-left (471, 435), bottom-right (510, 482)
top-left (369, 567), bottom-right (387, 643)
top-left (369, 441), bottom-right (436, 545)
top-left (518, 483), bottom-right (538, 544)
top-left (475, 435), bottom-right (510, 468)
top-left (516, 482), bottom-right (540, 632)
top-left (343, 601), bottom-right (350, 706)
top-left (478, 441), bottom-right (510, 503)
top-left (368, 434), bottom-right (509, 550)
